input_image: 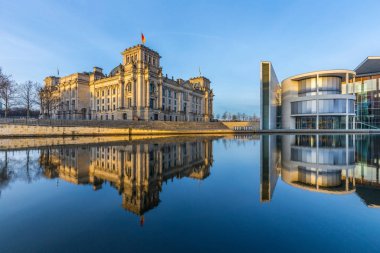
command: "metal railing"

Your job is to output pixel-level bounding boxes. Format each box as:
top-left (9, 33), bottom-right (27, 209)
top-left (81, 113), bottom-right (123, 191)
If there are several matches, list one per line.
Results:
top-left (355, 121), bottom-right (379, 129)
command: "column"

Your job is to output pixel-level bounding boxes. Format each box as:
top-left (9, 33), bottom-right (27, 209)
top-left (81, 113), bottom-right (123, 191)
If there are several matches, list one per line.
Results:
top-left (316, 74), bottom-right (319, 130)
top-left (350, 74), bottom-right (356, 128)
top-left (120, 82), bottom-right (124, 109)
top-left (177, 92), bottom-right (181, 112)
top-left (346, 98), bottom-right (349, 130)
top-left (158, 83), bottom-right (162, 109)
top-left (137, 74), bottom-right (143, 110)
top-left (116, 85), bottom-right (119, 110)
top-left (316, 168), bottom-right (319, 190)
top-left (133, 79), bottom-right (137, 107)
top-left (146, 81), bottom-right (150, 108)
top-left (205, 97), bottom-right (209, 115)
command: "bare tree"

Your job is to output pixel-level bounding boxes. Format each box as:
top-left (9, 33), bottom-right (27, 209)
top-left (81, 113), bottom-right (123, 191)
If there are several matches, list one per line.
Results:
top-left (39, 84), bottom-right (58, 118)
top-left (222, 111), bottom-right (227, 120)
top-left (0, 68), bottom-right (16, 118)
top-left (18, 81), bottom-right (41, 118)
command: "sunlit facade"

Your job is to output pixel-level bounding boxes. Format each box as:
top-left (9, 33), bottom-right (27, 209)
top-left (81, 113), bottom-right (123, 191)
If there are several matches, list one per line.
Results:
top-left (43, 44), bottom-right (214, 122)
top-left (282, 70), bottom-right (356, 129)
top-left (261, 56), bottom-right (380, 130)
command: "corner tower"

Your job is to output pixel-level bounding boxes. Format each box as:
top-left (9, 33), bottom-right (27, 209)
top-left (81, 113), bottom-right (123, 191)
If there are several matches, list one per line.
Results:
top-left (121, 45), bottom-right (163, 120)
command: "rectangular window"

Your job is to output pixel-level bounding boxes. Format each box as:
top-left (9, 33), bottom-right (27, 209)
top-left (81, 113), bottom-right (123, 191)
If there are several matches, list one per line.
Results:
top-left (150, 98), bottom-right (154, 109)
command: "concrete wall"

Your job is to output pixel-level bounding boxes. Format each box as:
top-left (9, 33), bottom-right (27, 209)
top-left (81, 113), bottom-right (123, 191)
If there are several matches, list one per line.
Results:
top-left (260, 61), bottom-right (280, 130)
top-left (0, 124), bottom-right (238, 137)
top-left (0, 121), bottom-right (261, 138)
top-left (0, 124), bottom-right (131, 137)
top-left (222, 121), bottom-right (260, 130)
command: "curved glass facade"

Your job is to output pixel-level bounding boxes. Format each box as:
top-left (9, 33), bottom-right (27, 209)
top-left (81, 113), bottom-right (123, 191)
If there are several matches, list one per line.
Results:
top-left (294, 135), bottom-right (354, 148)
top-left (297, 167), bottom-right (342, 187)
top-left (299, 78), bottom-right (317, 96)
top-left (319, 77), bottom-right (342, 94)
top-left (291, 135), bottom-right (355, 165)
top-left (291, 99), bottom-right (354, 115)
top-left (318, 116), bottom-right (348, 129)
top-left (318, 99), bottom-right (345, 113)
top-left (295, 116), bottom-right (355, 129)
top-left (298, 77), bottom-right (342, 96)
top-left (291, 100), bottom-right (317, 114)
top-left (295, 116), bottom-right (316, 129)
top-left (291, 147), bottom-right (354, 165)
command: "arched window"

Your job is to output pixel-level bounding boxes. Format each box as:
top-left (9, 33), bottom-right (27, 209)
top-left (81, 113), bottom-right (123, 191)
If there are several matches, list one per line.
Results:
top-left (127, 83), bottom-right (132, 92)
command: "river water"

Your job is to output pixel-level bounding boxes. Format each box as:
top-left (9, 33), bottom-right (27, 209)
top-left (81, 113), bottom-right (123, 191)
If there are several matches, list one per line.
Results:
top-left (0, 135), bottom-right (379, 252)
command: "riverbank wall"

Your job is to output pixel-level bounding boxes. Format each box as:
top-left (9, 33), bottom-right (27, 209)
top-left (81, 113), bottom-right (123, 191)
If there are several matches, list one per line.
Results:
top-left (0, 119), bottom-right (259, 137)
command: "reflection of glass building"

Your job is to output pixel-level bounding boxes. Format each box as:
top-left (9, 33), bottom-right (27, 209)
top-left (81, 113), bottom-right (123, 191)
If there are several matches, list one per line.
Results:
top-left (261, 57), bottom-right (380, 129)
top-left (354, 135), bottom-right (380, 207)
top-left (40, 138), bottom-right (214, 216)
top-left (260, 135), bottom-right (280, 202)
top-left (260, 134), bottom-right (380, 208)
top-left (281, 135), bottom-right (356, 194)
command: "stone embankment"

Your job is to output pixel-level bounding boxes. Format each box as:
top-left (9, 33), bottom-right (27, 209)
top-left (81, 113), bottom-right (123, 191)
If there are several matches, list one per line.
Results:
top-left (0, 119), bottom-right (259, 137)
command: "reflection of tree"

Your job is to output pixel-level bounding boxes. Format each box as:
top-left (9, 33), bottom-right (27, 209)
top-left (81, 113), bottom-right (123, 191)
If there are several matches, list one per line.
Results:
top-left (0, 150), bottom-right (44, 197)
top-left (0, 152), bottom-right (11, 198)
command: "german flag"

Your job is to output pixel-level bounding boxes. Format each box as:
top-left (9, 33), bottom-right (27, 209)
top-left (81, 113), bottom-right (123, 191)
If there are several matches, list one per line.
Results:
top-left (141, 33), bottom-right (146, 44)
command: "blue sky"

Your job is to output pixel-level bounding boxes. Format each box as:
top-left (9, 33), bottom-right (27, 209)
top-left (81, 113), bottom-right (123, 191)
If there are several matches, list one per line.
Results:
top-left (1, 0), bottom-right (380, 115)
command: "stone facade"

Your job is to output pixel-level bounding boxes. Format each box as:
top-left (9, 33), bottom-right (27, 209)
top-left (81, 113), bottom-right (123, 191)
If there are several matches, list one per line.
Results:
top-left (43, 44), bottom-right (214, 122)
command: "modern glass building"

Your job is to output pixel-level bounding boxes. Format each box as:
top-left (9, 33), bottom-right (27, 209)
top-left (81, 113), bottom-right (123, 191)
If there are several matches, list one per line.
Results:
top-left (281, 70), bottom-right (356, 129)
top-left (352, 57), bottom-right (380, 128)
top-left (261, 57), bottom-right (380, 130)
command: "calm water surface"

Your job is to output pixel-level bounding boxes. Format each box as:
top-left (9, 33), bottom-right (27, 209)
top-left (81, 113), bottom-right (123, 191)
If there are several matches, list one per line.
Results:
top-left (1, 135), bottom-right (380, 252)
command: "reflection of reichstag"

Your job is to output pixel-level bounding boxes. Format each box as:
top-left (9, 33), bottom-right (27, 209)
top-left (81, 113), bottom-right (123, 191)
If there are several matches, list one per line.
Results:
top-left (39, 138), bottom-right (213, 216)
top-left (261, 135), bottom-right (380, 207)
